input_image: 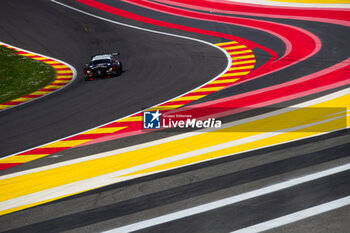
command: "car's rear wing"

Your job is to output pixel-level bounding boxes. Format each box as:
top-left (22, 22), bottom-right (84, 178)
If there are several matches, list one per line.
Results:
top-left (111, 52), bottom-right (120, 59)
top-left (91, 53), bottom-right (120, 60)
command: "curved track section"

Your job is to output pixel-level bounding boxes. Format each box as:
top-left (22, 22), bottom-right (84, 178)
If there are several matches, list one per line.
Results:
top-left (0, 0), bottom-right (349, 232)
top-left (0, 0), bottom-right (226, 158)
top-left (0, 42), bottom-right (76, 112)
top-left (0, 40), bottom-right (255, 169)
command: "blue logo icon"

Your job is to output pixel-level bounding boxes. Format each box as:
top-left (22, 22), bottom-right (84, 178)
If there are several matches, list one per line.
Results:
top-left (143, 110), bottom-right (161, 129)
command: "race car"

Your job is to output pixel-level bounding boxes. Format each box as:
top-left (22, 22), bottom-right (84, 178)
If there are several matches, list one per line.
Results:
top-left (83, 53), bottom-right (122, 81)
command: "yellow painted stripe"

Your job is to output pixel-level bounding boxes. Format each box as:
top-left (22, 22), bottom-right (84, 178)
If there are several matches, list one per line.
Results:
top-left (171, 95), bottom-right (206, 101)
top-left (229, 50), bottom-right (252, 56)
top-left (83, 127), bottom-right (126, 134)
top-left (45, 61), bottom-right (61, 64)
top-left (231, 60), bottom-right (256, 66)
top-left (228, 65), bottom-right (255, 71)
top-left (41, 140), bottom-right (91, 148)
top-left (0, 105), bottom-right (13, 110)
top-left (232, 54), bottom-right (255, 60)
top-left (118, 116), bottom-right (143, 122)
top-left (53, 80), bottom-right (70, 84)
top-left (210, 78), bottom-right (239, 84)
top-left (11, 97), bottom-right (36, 102)
top-left (192, 86), bottom-right (226, 92)
top-left (56, 70), bottom-right (73, 74)
top-left (52, 65), bottom-right (69, 69)
top-left (221, 71), bottom-right (250, 77)
top-left (148, 105), bottom-right (184, 111)
top-left (31, 91), bottom-right (52, 95)
top-left (0, 155), bottom-right (49, 163)
top-left (18, 53), bottom-right (37, 57)
top-left (224, 45), bottom-right (247, 50)
top-left (33, 57), bottom-right (52, 61)
top-left (56, 75), bottom-right (73, 78)
top-left (43, 85), bottom-right (62, 89)
top-left (215, 41), bottom-right (238, 46)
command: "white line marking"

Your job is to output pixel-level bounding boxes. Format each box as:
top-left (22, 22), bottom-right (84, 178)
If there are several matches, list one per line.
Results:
top-left (0, 0), bottom-right (231, 160)
top-left (103, 163), bottom-right (350, 233)
top-left (231, 196), bottom-right (350, 233)
top-left (0, 40), bottom-right (77, 113)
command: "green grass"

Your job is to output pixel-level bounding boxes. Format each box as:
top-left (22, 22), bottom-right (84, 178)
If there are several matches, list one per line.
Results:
top-left (0, 46), bottom-right (56, 104)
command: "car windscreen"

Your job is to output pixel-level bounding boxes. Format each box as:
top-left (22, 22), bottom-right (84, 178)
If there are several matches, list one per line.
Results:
top-left (91, 59), bottom-right (111, 65)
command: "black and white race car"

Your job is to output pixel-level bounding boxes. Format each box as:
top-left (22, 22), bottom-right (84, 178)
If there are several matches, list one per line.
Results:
top-left (83, 53), bottom-right (122, 81)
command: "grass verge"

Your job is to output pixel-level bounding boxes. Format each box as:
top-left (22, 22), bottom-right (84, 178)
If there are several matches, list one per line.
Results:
top-left (0, 46), bottom-right (56, 104)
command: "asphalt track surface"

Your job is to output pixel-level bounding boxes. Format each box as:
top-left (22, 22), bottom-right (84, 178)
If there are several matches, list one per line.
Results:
top-left (0, 0), bottom-right (349, 232)
top-left (0, 0), bottom-right (226, 157)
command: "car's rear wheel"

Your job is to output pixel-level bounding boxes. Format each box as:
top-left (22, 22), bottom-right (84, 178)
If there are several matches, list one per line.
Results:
top-left (117, 62), bottom-right (123, 76)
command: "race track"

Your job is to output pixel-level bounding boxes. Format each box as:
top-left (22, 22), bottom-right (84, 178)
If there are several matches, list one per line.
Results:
top-left (0, 0), bottom-right (226, 157)
top-left (0, 0), bottom-right (349, 232)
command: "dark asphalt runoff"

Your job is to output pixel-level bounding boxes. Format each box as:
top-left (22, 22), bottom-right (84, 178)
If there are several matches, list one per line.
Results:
top-left (0, 0), bottom-right (349, 232)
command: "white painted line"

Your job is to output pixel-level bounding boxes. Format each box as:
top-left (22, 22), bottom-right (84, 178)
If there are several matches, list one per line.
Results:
top-left (103, 163), bottom-right (350, 233)
top-left (223, 0), bottom-right (350, 8)
top-left (0, 40), bottom-right (77, 113)
top-left (231, 195), bottom-right (350, 233)
top-left (0, 0), bottom-right (231, 161)
top-left (1, 86), bottom-right (348, 180)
